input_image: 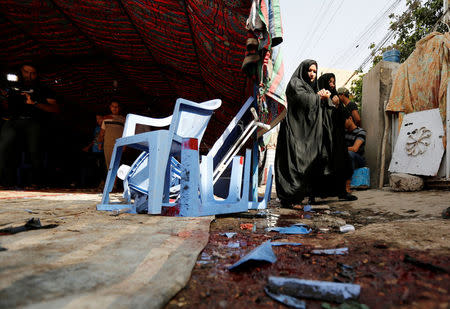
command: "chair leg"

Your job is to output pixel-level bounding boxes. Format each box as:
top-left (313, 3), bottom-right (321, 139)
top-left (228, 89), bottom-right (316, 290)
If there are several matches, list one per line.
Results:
top-left (179, 138), bottom-right (201, 217)
top-left (100, 145), bottom-right (123, 205)
top-left (146, 135), bottom-right (170, 214)
top-left (227, 156), bottom-right (244, 201)
top-left (248, 165), bottom-right (273, 210)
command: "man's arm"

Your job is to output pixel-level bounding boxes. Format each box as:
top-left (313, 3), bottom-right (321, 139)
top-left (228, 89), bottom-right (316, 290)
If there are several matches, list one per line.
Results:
top-left (352, 110), bottom-right (361, 126)
top-left (348, 138), bottom-right (363, 153)
top-left (24, 93), bottom-right (59, 113)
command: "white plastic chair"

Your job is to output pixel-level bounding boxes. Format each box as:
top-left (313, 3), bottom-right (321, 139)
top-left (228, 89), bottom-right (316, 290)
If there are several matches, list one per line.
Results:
top-left (97, 98), bottom-right (221, 214)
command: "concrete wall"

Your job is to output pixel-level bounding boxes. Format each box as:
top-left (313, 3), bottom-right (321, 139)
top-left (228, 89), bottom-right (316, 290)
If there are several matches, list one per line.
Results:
top-left (361, 61), bottom-right (400, 187)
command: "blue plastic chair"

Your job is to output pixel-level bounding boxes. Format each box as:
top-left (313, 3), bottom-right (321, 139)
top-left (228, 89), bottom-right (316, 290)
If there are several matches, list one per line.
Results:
top-left (97, 98), bottom-right (221, 214)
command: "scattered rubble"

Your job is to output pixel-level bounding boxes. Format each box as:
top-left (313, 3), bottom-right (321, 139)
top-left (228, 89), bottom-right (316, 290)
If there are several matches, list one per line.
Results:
top-left (0, 218), bottom-right (58, 235)
top-left (266, 276), bottom-right (361, 303)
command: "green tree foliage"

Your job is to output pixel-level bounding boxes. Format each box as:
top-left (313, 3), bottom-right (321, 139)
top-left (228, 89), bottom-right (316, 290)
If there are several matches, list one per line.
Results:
top-left (350, 73), bottom-right (364, 103)
top-left (352, 0), bottom-right (447, 103)
top-left (386, 0), bottom-right (447, 63)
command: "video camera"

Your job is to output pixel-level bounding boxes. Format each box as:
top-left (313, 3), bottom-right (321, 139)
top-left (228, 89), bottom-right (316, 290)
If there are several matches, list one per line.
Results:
top-left (0, 72), bottom-right (35, 101)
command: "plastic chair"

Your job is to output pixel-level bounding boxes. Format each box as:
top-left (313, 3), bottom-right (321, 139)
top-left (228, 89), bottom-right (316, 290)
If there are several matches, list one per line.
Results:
top-left (97, 98), bottom-right (221, 214)
top-left (205, 97), bottom-right (273, 210)
top-left (167, 139), bottom-right (251, 217)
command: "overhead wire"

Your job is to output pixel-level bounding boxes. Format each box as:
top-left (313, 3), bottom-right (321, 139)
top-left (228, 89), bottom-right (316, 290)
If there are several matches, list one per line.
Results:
top-left (330, 0), bottom-right (402, 69)
top-left (303, 0), bottom-right (345, 58)
top-left (329, 0), bottom-right (394, 66)
top-left (291, 0), bottom-right (335, 63)
top-left (287, 1), bottom-right (327, 65)
top-left (352, 1), bottom-right (417, 74)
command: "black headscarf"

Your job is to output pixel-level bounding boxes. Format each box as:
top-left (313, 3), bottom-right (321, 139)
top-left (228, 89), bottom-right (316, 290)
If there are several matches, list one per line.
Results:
top-left (300, 59), bottom-right (318, 92)
top-left (318, 73), bottom-right (338, 97)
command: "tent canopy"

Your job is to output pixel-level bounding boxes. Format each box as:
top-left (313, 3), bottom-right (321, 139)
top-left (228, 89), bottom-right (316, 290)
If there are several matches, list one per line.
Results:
top-left (0, 0), bottom-right (252, 147)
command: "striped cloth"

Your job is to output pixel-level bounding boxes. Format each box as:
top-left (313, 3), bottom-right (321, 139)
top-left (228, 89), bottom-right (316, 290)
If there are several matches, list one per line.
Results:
top-left (345, 127), bottom-right (366, 155)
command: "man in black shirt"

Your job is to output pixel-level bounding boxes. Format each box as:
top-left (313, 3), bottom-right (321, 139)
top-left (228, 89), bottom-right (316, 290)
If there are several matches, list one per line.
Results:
top-left (0, 63), bottom-right (59, 187)
top-left (338, 87), bottom-right (361, 126)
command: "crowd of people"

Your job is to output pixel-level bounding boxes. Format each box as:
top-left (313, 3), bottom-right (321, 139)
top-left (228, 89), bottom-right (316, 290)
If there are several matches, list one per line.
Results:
top-left (275, 59), bottom-right (366, 207)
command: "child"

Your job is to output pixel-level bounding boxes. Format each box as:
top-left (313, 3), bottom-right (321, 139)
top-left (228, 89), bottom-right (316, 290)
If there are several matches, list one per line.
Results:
top-left (98, 101), bottom-right (125, 169)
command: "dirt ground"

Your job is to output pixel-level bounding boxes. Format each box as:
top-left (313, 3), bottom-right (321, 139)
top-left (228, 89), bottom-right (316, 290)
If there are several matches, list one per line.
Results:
top-left (166, 188), bottom-right (450, 309)
top-left (0, 188), bottom-right (449, 308)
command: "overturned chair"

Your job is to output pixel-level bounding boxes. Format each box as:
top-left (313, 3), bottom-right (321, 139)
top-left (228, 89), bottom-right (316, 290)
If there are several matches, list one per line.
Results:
top-left (97, 97), bottom-right (274, 216)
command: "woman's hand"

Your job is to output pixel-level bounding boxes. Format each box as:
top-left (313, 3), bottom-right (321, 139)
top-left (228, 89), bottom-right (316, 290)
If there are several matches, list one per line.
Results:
top-left (317, 89), bottom-right (331, 99)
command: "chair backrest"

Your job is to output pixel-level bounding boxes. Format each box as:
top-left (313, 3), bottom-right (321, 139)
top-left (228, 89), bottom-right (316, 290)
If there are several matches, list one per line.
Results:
top-left (122, 114), bottom-right (173, 138)
top-left (170, 98), bottom-right (222, 142)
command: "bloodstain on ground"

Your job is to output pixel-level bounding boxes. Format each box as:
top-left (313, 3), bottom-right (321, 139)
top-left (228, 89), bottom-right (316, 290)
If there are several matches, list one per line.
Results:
top-left (166, 206), bottom-right (450, 309)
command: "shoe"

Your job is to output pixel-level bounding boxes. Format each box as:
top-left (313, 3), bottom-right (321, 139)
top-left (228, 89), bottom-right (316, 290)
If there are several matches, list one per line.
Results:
top-left (338, 193), bottom-right (358, 201)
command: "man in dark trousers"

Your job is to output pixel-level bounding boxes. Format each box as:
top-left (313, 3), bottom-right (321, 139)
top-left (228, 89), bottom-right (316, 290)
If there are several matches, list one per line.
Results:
top-left (0, 63), bottom-right (59, 188)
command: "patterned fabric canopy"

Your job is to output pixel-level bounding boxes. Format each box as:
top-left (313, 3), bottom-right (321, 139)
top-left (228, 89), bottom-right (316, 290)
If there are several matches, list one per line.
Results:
top-left (0, 0), bottom-right (252, 147)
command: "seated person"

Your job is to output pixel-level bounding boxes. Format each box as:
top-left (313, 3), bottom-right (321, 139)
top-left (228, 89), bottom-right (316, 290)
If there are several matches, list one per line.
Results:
top-left (344, 110), bottom-right (366, 171)
top-left (338, 87), bottom-right (361, 126)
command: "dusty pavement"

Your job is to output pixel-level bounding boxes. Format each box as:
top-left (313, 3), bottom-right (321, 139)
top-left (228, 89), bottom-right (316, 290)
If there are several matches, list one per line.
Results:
top-left (0, 188), bottom-right (449, 308)
top-left (166, 188), bottom-right (450, 309)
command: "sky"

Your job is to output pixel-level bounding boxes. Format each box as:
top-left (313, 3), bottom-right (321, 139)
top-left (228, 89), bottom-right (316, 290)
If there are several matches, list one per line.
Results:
top-left (279, 0), bottom-right (408, 78)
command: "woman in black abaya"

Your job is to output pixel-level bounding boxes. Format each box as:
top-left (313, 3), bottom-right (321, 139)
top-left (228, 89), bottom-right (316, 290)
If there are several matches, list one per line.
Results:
top-left (274, 61), bottom-right (355, 208)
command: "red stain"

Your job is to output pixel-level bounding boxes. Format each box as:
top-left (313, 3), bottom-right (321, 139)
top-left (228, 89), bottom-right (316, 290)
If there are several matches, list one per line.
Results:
top-left (240, 157), bottom-right (244, 165)
top-left (183, 138), bottom-right (198, 150)
top-left (161, 204), bottom-right (180, 216)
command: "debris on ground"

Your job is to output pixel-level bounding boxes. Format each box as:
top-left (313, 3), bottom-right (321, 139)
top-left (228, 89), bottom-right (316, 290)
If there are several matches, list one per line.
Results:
top-left (264, 286), bottom-right (306, 309)
top-left (339, 224), bottom-right (355, 233)
top-left (227, 241), bottom-right (240, 248)
top-left (334, 263), bottom-right (356, 283)
top-left (266, 224), bottom-right (311, 235)
top-left (220, 232), bottom-right (237, 238)
top-left (0, 218), bottom-right (58, 235)
top-left (271, 242), bottom-right (303, 247)
top-left (167, 190), bottom-right (450, 308)
top-left (228, 241), bottom-right (302, 271)
top-left (442, 207), bottom-right (450, 219)
top-left (266, 276), bottom-right (361, 303)
top-left (404, 254), bottom-right (449, 273)
top-left (240, 223), bottom-right (254, 230)
top-left (303, 205), bottom-right (312, 212)
top-left (312, 248), bottom-right (349, 255)
top-left (228, 241), bottom-right (276, 270)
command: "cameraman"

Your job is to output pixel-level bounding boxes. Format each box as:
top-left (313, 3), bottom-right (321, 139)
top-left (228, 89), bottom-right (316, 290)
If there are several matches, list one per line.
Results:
top-left (0, 63), bottom-right (59, 188)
